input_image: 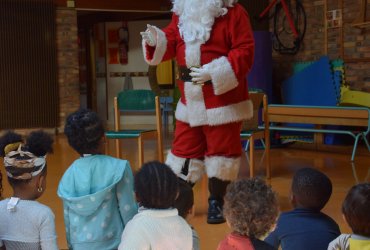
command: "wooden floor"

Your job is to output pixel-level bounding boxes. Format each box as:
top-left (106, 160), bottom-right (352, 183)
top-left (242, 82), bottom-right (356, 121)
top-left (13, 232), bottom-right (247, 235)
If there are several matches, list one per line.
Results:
top-left (1, 133), bottom-right (369, 250)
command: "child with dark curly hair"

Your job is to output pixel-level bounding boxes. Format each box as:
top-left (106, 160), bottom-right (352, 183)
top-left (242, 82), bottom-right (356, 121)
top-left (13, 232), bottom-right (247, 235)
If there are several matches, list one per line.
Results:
top-left (217, 178), bottom-right (279, 250)
top-left (265, 167), bottom-right (340, 250)
top-left (175, 180), bottom-right (200, 250)
top-left (328, 182), bottom-right (370, 250)
top-left (0, 130), bottom-right (58, 250)
top-left (58, 108), bottom-right (137, 250)
top-left (118, 161), bottom-right (192, 250)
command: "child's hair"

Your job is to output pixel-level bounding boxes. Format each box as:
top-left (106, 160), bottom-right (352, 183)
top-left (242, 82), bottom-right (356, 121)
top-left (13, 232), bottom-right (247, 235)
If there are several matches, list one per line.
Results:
top-left (342, 182), bottom-right (370, 237)
top-left (291, 167), bottom-right (332, 211)
top-left (0, 130), bottom-right (53, 187)
top-left (135, 161), bottom-right (179, 209)
top-left (223, 178), bottom-right (279, 238)
top-left (174, 180), bottom-right (194, 218)
top-left (64, 108), bottom-right (104, 155)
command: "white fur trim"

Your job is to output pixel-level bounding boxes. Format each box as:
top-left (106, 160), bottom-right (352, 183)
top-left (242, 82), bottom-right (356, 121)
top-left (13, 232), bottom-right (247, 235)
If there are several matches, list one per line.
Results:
top-left (175, 99), bottom-right (253, 126)
top-left (174, 99), bottom-right (188, 123)
top-left (203, 56), bottom-right (239, 95)
top-left (165, 151), bottom-right (205, 183)
top-left (205, 156), bottom-right (240, 181)
top-left (207, 99), bottom-right (253, 126)
top-left (185, 42), bottom-right (201, 68)
top-left (142, 26), bottom-right (167, 65)
top-left (184, 82), bottom-right (208, 126)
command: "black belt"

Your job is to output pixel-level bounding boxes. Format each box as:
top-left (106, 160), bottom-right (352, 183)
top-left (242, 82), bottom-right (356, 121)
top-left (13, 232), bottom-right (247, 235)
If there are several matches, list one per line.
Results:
top-left (177, 66), bottom-right (212, 85)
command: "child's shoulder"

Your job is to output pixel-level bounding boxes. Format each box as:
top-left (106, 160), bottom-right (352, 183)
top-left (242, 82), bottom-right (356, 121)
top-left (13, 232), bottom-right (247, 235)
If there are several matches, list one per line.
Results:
top-left (22, 200), bottom-right (54, 213)
top-left (0, 199), bottom-right (54, 217)
top-left (279, 208), bottom-right (339, 227)
top-left (74, 154), bottom-right (129, 167)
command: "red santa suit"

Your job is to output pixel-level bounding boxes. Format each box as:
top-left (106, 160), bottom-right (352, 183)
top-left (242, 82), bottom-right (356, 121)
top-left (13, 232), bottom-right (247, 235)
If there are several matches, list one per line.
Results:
top-left (143, 2), bottom-right (254, 184)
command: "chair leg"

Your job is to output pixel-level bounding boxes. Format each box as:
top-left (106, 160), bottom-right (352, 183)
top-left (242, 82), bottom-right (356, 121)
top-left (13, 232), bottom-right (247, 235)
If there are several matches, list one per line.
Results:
top-left (115, 139), bottom-right (121, 158)
top-left (138, 137), bottom-right (144, 168)
top-left (104, 136), bottom-right (109, 155)
top-left (249, 137), bottom-right (255, 177)
top-left (157, 134), bottom-right (164, 163)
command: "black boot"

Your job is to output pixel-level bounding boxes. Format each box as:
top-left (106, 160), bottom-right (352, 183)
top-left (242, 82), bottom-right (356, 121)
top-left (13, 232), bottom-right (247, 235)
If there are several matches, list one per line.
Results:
top-left (207, 177), bottom-right (230, 224)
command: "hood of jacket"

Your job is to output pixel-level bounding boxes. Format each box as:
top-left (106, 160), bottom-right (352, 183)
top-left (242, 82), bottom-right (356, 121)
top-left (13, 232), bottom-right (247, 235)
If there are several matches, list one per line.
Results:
top-left (57, 155), bottom-right (127, 216)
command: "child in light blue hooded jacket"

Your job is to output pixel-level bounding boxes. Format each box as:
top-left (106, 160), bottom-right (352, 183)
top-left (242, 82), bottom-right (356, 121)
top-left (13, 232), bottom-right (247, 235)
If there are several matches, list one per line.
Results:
top-left (58, 108), bottom-right (138, 250)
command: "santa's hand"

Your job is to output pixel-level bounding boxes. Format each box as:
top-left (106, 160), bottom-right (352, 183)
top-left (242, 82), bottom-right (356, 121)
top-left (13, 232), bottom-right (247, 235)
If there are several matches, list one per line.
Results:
top-left (190, 66), bottom-right (211, 84)
top-left (140, 24), bottom-right (157, 47)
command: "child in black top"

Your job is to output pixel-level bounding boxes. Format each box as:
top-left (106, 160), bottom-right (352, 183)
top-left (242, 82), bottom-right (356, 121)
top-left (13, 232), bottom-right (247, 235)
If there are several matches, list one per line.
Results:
top-left (175, 180), bottom-right (200, 250)
top-left (265, 167), bottom-right (340, 250)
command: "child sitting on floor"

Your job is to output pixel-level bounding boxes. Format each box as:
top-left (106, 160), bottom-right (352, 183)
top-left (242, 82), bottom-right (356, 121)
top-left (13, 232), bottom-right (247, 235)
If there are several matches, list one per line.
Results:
top-left (265, 167), bottom-right (340, 250)
top-left (0, 130), bottom-right (58, 250)
top-left (118, 161), bottom-right (192, 250)
top-left (217, 178), bottom-right (279, 250)
top-left (175, 180), bottom-right (200, 250)
top-left (58, 108), bottom-right (138, 249)
top-left (328, 182), bottom-right (370, 250)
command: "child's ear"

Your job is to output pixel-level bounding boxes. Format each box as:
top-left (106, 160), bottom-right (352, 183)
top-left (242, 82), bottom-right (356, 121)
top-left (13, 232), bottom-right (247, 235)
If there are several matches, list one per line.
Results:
top-left (290, 192), bottom-right (297, 206)
top-left (37, 175), bottom-right (45, 190)
top-left (188, 205), bottom-right (195, 218)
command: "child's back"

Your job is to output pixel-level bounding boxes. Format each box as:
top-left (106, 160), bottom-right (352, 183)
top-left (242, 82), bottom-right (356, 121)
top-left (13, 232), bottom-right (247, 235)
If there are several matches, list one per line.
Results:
top-left (118, 161), bottom-right (192, 250)
top-left (265, 167), bottom-right (340, 250)
top-left (58, 155), bottom-right (137, 249)
top-left (57, 109), bottom-right (137, 249)
top-left (0, 199), bottom-right (56, 249)
top-left (266, 208), bottom-right (340, 249)
top-left (0, 130), bottom-right (58, 250)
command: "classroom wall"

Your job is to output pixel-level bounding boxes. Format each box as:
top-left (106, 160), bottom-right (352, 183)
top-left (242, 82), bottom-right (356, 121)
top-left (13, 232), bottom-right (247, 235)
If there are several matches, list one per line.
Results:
top-left (56, 1), bottom-right (370, 130)
top-left (104, 20), bottom-right (170, 127)
top-left (271, 0), bottom-right (370, 101)
top-left (57, 8), bottom-right (80, 132)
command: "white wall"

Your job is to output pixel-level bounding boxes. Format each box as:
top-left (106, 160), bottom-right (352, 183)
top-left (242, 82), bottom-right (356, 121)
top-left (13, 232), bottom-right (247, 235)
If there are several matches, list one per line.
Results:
top-left (103, 19), bottom-right (170, 127)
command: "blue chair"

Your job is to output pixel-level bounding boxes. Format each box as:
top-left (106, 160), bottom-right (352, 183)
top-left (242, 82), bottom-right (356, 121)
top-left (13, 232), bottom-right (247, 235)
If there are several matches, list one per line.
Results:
top-left (160, 96), bottom-right (174, 131)
top-left (240, 92), bottom-right (271, 178)
top-left (105, 90), bottom-right (164, 168)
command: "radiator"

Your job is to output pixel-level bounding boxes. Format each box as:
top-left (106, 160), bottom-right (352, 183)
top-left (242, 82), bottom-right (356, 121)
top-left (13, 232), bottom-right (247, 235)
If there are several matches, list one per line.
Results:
top-left (0, 0), bottom-right (58, 129)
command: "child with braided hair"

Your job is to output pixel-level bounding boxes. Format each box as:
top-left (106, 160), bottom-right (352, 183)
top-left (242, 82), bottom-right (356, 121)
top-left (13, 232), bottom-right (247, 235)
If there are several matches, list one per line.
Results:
top-left (0, 130), bottom-right (58, 250)
top-left (118, 161), bottom-right (192, 250)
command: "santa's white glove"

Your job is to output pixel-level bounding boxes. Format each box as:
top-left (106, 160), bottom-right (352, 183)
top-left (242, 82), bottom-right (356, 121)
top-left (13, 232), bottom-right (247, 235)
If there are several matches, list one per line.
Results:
top-left (140, 24), bottom-right (157, 47)
top-left (189, 66), bottom-right (212, 84)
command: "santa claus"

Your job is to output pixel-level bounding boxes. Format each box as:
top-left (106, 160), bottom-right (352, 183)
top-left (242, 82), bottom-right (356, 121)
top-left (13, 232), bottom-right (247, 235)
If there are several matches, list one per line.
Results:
top-left (141, 0), bottom-right (254, 224)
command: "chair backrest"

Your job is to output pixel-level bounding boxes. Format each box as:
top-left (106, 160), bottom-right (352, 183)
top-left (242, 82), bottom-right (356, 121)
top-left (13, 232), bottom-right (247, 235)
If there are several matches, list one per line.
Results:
top-left (114, 90), bottom-right (161, 132)
top-left (242, 92), bottom-right (267, 131)
top-left (117, 90), bottom-right (156, 111)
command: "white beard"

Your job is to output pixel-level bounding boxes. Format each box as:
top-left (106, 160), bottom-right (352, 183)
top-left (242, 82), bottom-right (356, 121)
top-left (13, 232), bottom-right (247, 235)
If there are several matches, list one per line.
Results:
top-left (173, 0), bottom-right (238, 44)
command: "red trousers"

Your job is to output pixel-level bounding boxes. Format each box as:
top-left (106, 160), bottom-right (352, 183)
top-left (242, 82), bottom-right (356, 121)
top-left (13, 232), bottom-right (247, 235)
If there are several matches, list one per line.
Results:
top-left (172, 120), bottom-right (243, 159)
top-left (166, 120), bottom-right (242, 182)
